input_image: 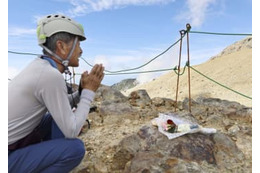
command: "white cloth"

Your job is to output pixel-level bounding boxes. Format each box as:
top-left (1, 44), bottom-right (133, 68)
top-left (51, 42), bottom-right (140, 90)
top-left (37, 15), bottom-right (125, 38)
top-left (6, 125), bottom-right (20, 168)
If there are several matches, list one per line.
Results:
top-left (8, 58), bottom-right (95, 145)
top-left (151, 113), bottom-right (217, 140)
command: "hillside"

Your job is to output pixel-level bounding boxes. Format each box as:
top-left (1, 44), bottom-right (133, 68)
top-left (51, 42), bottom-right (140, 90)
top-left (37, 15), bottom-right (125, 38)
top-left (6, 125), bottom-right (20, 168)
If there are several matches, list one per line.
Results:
top-left (124, 37), bottom-right (252, 107)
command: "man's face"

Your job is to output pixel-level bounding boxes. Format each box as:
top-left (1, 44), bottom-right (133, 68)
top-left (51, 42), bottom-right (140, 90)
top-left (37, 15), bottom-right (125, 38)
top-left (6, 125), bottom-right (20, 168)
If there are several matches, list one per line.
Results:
top-left (67, 38), bottom-right (82, 67)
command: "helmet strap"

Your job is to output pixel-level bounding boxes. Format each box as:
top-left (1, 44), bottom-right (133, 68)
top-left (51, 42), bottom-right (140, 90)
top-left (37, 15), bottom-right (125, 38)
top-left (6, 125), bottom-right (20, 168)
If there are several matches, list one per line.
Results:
top-left (40, 44), bottom-right (63, 62)
top-left (66, 37), bottom-right (78, 64)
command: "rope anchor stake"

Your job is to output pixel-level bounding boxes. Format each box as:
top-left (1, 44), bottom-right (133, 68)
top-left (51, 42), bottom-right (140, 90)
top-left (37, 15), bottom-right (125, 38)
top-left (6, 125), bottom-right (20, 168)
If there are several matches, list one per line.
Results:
top-left (174, 24), bottom-right (192, 113)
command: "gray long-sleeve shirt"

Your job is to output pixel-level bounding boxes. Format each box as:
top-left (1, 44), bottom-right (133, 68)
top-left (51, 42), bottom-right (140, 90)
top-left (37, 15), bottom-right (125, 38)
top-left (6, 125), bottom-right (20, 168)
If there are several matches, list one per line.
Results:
top-left (8, 58), bottom-right (95, 145)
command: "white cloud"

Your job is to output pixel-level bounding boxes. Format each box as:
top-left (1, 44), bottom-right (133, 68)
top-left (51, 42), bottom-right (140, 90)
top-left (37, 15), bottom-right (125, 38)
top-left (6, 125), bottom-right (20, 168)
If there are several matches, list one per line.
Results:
top-left (89, 54), bottom-right (141, 72)
top-left (136, 42), bottom-right (179, 84)
top-left (67, 0), bottom-right (88, 17)
top-left (188, 0), bottom-right (217, 27)
top-left (175, 0), bottom-right (217, 27)
top-left (61, 0), bottom-right (220, 28)
top-left (67, 0), bottom-right (175, 17)
top-left (9, 27), bottom-right (36, 36)
top-left (70, 41), bottom-right (181, 85)
top-left (79, 42), bottom-right (180, 84)
top-left (93, 55), bottom-right (112, 70)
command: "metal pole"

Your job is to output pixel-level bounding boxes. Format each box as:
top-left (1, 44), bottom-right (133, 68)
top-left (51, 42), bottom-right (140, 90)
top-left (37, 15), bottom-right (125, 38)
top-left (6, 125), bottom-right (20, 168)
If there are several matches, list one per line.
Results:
top-left (186, 24), bottom-right (192, 113)
top-left (175, 30), bottom-right (185, 112)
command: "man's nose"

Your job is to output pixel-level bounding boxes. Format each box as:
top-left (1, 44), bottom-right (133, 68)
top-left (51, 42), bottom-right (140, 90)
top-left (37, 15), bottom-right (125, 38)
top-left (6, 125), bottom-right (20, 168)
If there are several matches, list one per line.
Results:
top-left (80, 47), bottom-right (83, 54)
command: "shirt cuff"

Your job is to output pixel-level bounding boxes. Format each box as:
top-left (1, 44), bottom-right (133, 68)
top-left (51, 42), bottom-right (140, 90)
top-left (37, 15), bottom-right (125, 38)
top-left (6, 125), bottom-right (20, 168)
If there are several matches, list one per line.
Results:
top-left (80, 89), bottom-right (95, 102)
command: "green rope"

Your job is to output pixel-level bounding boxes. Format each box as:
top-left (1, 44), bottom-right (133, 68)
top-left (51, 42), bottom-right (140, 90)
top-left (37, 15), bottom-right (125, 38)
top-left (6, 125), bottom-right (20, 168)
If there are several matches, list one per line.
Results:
top-left (8, 49), bottom-right (252, 100)
top-left (80, 57), bottom-right (94, 68)
top-left (8, 50), bottom-right (179, 75)
top-left (8, 51), bottom-right (39, 56)
top-left (189, 31), bottom-right (252, 36)
top-left (80, 34), bottom-right (186, 74)
top-left (75, 67), bottom-right (174, 76)
top-left (173, 65), bottom-right (187, 76)
top-left (189, 66), bottom-right (252, 100)
top-left (8, 50), bottom-right (178, 76)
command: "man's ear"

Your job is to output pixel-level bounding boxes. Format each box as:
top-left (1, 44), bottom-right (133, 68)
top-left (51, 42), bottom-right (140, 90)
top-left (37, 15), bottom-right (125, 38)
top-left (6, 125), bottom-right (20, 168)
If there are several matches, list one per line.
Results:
top-left (56, 40), bottom-right (67, 56)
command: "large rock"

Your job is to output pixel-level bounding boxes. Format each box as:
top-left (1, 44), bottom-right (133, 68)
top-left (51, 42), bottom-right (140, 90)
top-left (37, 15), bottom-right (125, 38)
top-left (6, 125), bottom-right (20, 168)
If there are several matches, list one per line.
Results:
top-left (92, 85), bottom-right (138, 116)
top-left (100, 101), bottom-right (136, 116)
top-left (112, 125), bottom-right (246, 173)
top-left (213, 133), bottom-right (244, 170)
top-left (183, 97), bottom-right (252, 124)
top-left (95, 85), bottom-right (128, 103)
top-left (71, 90), bottom-right (251, 173)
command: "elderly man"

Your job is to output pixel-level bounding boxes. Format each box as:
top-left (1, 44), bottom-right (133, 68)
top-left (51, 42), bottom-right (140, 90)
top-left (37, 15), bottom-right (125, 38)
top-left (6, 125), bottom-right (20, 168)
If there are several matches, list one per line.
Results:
top-left (8, 14), bottom-right (104, 172)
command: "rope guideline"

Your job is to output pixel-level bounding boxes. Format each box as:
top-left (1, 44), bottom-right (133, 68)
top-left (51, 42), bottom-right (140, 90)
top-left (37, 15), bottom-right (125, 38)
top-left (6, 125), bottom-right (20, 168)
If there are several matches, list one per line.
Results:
top-left (8, 28), bottom-right (252, 101)
top-left (189, 65), bottom-right (252, 100)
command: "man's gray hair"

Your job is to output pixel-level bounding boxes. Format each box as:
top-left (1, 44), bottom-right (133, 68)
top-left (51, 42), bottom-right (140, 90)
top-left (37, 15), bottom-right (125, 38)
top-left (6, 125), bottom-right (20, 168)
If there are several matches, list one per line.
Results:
top-left (43, 32), bottom-right (75, 56)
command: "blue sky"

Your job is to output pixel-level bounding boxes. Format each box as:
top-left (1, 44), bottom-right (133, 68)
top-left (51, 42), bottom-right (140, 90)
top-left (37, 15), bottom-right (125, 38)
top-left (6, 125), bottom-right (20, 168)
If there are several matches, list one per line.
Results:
top-left (8, 0), bottom-right (252, 85)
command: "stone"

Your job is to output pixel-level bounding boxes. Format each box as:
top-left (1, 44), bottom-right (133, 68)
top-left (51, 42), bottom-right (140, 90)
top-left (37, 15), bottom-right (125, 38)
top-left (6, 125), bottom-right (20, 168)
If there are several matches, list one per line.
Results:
top-left (100, 101), bottom-right (136, 116)
top-left (151, 97), bottom-right (165, 107)
top-left (95, 85), bottom-right (128, 103)
top-left (129, 90), bottom-right (152, 107)
top-left (227, 124), bottom-right (240, 136)
top-left (111, 135), bottom-right (141, 170)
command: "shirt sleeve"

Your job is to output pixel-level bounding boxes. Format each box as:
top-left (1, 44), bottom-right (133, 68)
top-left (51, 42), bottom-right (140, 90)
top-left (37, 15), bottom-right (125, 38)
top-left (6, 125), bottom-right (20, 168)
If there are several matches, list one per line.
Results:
top-left (35, 70), bottom-right (95, 138)
top-left (68, 90), bottom-right (80, 107)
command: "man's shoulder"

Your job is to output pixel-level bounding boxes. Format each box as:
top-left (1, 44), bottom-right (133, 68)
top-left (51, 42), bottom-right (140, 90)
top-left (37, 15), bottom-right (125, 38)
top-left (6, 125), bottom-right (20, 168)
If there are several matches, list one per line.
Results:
top-left (35, 58), bottom-right (65, 86)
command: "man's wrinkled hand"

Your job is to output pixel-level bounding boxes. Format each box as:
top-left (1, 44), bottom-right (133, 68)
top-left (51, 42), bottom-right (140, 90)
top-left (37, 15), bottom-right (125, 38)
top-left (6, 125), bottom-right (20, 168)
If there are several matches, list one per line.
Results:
top-left (80, 64), bottom-right (105, 92)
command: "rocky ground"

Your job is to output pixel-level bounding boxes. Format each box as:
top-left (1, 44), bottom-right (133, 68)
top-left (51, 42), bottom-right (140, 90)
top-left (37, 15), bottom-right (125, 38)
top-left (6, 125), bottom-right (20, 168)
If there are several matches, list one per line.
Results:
top-left (71, 86), bottom-right (252, 173)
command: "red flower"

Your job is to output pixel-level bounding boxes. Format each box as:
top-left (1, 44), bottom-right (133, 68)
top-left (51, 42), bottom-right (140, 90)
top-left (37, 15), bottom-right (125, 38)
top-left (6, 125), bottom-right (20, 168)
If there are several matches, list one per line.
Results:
top-left (167, 119), bottom-right (174, 125)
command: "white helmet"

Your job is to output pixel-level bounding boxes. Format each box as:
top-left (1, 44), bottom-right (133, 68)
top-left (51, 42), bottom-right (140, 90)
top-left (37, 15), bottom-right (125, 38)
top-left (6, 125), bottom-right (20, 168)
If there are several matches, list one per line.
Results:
top-left (37, 14), bottom-right (86, 45)
top-left (37, 14), bottom-right (86, 74)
